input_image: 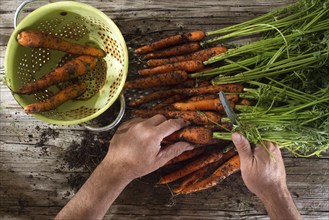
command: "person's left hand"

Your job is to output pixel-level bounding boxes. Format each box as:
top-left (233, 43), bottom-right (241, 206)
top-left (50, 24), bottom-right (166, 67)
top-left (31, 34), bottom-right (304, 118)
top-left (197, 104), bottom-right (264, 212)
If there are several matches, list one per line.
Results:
top-left (103, 115), bottom-right (194, 181)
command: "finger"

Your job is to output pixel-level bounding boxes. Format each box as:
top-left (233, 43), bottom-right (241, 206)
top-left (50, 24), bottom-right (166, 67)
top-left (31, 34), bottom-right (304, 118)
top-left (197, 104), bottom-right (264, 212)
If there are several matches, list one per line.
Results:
top-left (156, 118), bottom-right (190, 139)
top-left (117, 117), bottom-right (145, 131)
top-left (143, 114), bottom-right (167, 126)
top-left (157, 142), bottom-right (194, 166)
top-left (232, 132), bottom-right (253, 162)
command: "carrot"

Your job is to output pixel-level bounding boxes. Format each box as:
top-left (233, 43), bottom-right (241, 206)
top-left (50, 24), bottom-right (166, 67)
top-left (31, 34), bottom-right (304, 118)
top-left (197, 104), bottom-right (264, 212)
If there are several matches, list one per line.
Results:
top-left (15, 56), bottom-right (97, 95)
top-left (175, 84), bottom-right (244, 96)
top-left (128, 90), bottom-right (176, 106)
top-left (238, 98), bottom-right (252, 106)
top-left (147, 47), bottom-right (228, 67)
top-left (131, 109), bottom-right (221, 125)
top-left (138, 60), bottom-right (204, 76)
top-left (135, 31), bottom-right (206, 54)
top-left (165, 147), bottom-right (207, 166)
top-left (124, 71), bottom-right (188, 89)
top-left (128, 84), bottom-right (243, 106)
top-left (17, 30), bottom-right (105, 57)
top-left (153, 95), bottom-right (186, 110)
top-left (179, 154), bottom-right (240, 194)
top-left (173, 95), bottom-right (239, 111)
top-left (24, 82), bottom-right (86, 113)
top-left (158, 148), bottom-right (224, 184)
top-left (187, 94), bottom-right (217, 102)
top-left (144, 43), bottom-right (200, 60)
top-left (173, 148), bottom-right (237, 193)
top-left (162, 126), bottom-right (223, 145)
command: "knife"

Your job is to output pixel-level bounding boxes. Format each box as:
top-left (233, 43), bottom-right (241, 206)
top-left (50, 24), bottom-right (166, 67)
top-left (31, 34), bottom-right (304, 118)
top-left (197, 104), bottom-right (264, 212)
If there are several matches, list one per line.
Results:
top-left (219, 91), bottom-right (237, 126)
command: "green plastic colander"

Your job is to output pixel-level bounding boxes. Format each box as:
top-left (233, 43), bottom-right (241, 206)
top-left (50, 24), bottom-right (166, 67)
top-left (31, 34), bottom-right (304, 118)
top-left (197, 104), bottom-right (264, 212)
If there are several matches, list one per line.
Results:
top-left (5, 1), bottom-right (128, 131)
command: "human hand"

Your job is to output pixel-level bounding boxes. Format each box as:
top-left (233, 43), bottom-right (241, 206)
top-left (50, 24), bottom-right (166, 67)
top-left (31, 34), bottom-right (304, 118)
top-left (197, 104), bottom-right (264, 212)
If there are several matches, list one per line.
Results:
top-left (231, 133), bottom-right (288, 200)
top-left (103, 115), bottom-right (194, 181)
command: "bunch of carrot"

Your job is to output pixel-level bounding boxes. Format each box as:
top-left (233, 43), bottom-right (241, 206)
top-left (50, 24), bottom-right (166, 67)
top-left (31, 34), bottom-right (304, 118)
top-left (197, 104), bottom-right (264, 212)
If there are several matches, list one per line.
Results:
top-left (125, 31), bottom-right (249, 194)
top-left (15, 30), bottom-right (106, 113)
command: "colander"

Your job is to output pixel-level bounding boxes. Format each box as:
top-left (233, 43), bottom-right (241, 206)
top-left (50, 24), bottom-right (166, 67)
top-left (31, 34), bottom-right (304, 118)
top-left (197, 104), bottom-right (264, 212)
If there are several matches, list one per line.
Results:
top-left (5, 1), bottom-right (128, 131)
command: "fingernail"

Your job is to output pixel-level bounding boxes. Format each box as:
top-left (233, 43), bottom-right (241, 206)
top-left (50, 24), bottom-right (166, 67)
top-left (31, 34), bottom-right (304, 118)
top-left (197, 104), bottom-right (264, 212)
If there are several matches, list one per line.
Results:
top-left (232, 133), bottom-right (241, 143)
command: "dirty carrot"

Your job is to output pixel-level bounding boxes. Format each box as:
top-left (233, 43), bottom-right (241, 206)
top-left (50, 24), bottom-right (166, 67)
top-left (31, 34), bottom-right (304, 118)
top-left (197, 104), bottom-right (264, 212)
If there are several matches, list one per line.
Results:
top-left (17, 30), bottom-right (106, 57)
top-left (132, 109), bottom-right (222, 125)
top-left (175, 84), bottom-right (244, 96)
top-left (135, 31), bottom-right (206, 54)
top-left (173, 148), bottom-right (237, 193)
top-left (124, 71), bottom-right (188, 89)
top-left (162, 126), bottom-right (223, 145)
top-left (179, 154), bottom-right (240, 194)
top-left (147, 47), bottom-right (227, 67)
top-left (24, 82), bottom-right (86, 113)
top-left (128, 90), bottom-right (176, 106)
top-left (173, 94), bottom-right (238, 111)
top-left (153, 95), bottom-right (186, 110)
top-left (16, 56), bottom-right (97, 95)
top-left (144, 42), bottom-right (200, 60)
top-left (158, 148), bottom-right (224, 184)
top-left (238, 98), bottom-right (252, 106)
top-left (138, 60), bottom-right (204, 76)
top-left (187, 94), bottom-right (217, 102)
top-left (165, 147), bottom-right (207, 166)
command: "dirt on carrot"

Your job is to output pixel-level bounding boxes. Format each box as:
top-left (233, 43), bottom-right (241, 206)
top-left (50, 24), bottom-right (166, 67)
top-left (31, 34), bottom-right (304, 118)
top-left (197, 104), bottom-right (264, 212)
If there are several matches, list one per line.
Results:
top-left (147, 47), bottom-right (227, 67)
top-left (135, 31), bottom-right (206, 54)
top-left (124, 71), bottom-right (188, 89)
top-left (24, 82), bottom-right (86, 113)
top-left (144, 42), bottom-right (201, 60)
top-left (17, 30), bottom-right (106, 57)
top-left (138, 60), bottom-right (204, 76)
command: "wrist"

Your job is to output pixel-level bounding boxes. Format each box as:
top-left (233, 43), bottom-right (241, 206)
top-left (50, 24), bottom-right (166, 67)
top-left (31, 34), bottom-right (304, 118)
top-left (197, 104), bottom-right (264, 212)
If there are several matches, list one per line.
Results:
top-left (100, 158), bottom-right (134, 184)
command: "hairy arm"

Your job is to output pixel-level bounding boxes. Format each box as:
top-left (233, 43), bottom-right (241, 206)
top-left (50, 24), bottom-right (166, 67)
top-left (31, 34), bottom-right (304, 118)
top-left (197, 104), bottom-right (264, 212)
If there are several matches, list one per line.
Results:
top-left (55, 115), bottom-right (193, 220)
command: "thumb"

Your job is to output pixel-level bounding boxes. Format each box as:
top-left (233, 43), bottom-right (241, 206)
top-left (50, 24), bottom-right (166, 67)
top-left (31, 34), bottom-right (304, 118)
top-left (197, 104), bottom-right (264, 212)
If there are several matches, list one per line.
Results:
top-left (232, 133), bottom-right (252, 162)
top-left (157, 142), bottom-right (194, 166)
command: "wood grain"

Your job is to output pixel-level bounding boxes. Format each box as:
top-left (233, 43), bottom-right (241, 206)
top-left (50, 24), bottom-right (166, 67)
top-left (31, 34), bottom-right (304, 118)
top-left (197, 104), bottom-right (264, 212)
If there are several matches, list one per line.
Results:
top-left (0, 0), bottom-right (328, 219)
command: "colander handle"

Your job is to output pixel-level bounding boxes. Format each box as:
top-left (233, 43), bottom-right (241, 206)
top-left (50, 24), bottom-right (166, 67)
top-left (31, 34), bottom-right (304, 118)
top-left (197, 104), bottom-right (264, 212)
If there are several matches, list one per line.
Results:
top-left (14, 0), bottom-right (44, 29)
top-left (83, 93), bottom-right (126, 132)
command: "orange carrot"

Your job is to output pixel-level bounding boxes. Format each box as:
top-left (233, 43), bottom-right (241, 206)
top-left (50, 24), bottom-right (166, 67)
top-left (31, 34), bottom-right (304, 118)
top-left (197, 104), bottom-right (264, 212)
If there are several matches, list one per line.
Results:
top-left (138, 60), bottom-right (204, 76)
top-left (187, 94), bottom-right (217, 102)
top-left (131, 110), bottom-right (221, 125)
top-left (174, 84), bottom-right (244, 96)
top-left (158, 148), bottom-right (224, 184)
top-left (144, 42), bottom-right (200, 60)
top-left (17, 30), bottom-right (105, 57)
top-left (124, 71), bottom-right (188, 89)
top-left (147, 47), bottom-right (228, 67)
top-left (162, 126), bottom-right (223, 145)
top-left (24, 82), bottom-right (86, 113)
top-left (173, 95), bottom-right (238, 111)
top-left (15, 56), bottom-right (97, 95)
top-left (153, 95), bottom-right (186, 110)
top-left (165, 147), bottom-right (207, 166)
top-left (128, 84), bottom-right (243, 106)
top-left (179, 154), bottom-right (240, 194)
top-left (128, 90), bottom-right (176, 106)
top-left (238, 98), bottom-right (252, 106)
top-left (173, 148), bottom-right (237, 193)
top-left (135, 31), bottom-right (206, 54)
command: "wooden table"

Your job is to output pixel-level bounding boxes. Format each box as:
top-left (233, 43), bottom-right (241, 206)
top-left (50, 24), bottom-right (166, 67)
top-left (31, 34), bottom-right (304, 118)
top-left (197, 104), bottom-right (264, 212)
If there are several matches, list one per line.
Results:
top-left (1, 1), bottom-right (328, 219)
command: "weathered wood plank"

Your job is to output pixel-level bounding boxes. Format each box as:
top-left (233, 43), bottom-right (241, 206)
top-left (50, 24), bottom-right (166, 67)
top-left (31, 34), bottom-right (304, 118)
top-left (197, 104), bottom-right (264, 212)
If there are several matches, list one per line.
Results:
top-left (1, 0), bottom-right (328, 219)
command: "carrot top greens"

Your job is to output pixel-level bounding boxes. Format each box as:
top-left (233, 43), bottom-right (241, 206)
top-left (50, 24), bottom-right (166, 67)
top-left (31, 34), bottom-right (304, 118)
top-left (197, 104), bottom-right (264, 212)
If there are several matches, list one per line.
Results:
top-left (199, 0), bottom-right (329, 157)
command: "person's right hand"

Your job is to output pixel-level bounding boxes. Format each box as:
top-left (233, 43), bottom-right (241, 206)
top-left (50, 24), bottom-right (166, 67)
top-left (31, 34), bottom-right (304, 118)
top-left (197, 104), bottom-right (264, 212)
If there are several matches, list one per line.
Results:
top-left (231, 133), bottom-right (288, 200)
top-left (104, 115), bottom-right (193, 181)
top-left (232, 133), bottom-right (301, 219)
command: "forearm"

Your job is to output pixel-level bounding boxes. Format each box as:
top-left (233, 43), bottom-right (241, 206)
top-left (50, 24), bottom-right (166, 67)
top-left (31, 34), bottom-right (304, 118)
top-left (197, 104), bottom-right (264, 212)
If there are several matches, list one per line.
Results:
top-left (55, 160), bottom-right (131, 220)
top-left (259, 187), bottom-right (301, 220)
